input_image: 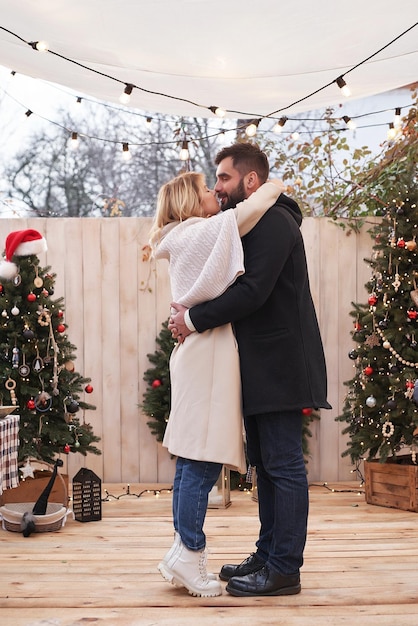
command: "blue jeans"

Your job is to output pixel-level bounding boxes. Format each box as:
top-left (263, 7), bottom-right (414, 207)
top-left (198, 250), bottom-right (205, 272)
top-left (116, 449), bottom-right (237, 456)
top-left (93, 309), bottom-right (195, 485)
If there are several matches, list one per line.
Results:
top-left (244, 410), bottom-right (308, 576)
top-left (172, 457), bottom-right (222, 551)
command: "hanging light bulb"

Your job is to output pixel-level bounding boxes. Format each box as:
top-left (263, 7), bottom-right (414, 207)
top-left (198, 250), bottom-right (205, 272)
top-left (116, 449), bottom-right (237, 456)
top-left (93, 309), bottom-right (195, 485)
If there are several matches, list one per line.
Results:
top-left (69, 132), bottom-right (79, 150)
top-left (273, 116), bottom-right (288, 133)
top-left (122, 143), bottom-right (132, 161)
top-left (245, 119), bottom-right (260, 137)
top-left (387, 123), bottom-right (396, 141)
top-left (342, 115), bottom-right (356, 130)
top-left (120, 84), bottom-right (134, 104)
top-left (291, 132), bottom-right (300, 140)
top-left (179, 140), bottom-right (189, 161)
top-left (76, 97), bottom-right (82, 105)
top-left (25, 110), bottom-right (33, 118)
top-left (29, 40), bottom-right (49, 52)
top-left (209, 106), bottom-right (226, 118)
top-left (145, 117), bottom-right (152, 128)
top-left (394, 107), bottom-right (401, 128)
top-left (336, 76), bottom-right (351, 97)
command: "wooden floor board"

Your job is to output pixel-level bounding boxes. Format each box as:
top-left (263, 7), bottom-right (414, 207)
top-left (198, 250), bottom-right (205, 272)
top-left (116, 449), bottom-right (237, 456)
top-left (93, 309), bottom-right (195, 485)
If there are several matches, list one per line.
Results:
top-left (1, 482), bottom-right (418, 625)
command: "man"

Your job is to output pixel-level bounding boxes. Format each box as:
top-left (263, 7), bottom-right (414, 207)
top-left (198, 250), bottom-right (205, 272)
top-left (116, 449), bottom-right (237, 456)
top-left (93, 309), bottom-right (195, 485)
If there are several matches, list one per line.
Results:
top-left (169, 142), bottom-right (331, 597)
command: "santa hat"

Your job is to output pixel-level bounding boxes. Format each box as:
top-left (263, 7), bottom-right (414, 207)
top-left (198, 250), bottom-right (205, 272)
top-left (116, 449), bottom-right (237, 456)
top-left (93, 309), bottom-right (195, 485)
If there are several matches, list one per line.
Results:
top-left (0, 229), bottom-right (47, 280)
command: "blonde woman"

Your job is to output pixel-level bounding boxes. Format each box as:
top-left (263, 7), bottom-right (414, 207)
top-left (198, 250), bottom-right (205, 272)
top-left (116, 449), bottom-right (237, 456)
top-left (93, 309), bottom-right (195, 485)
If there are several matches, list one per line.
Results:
top-left (149, 171), bottom-right (284, 597)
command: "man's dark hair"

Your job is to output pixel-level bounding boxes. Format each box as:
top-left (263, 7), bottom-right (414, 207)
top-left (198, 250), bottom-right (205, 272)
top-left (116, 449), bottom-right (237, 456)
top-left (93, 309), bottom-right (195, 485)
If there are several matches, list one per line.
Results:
top-left (215, 142), bottom-right (269, 183)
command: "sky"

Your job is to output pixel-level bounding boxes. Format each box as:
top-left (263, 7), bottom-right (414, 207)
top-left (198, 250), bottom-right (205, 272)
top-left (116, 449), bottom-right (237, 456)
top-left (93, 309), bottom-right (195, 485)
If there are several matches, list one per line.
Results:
top-left (1, 63), bottom-right (416, 217)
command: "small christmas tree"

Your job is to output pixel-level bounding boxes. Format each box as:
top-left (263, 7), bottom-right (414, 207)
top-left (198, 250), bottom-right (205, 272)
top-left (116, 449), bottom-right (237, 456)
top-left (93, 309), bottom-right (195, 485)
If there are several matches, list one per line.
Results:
top-left (0, 229), bottom-right (100, 464)
top-left (337, 104), bottom-right (418, 465)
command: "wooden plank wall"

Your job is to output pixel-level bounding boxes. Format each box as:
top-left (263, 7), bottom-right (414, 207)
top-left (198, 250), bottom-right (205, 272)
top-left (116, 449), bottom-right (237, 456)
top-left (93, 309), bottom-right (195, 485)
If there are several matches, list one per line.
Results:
top-left (0, 217), bottom-right (376, 484)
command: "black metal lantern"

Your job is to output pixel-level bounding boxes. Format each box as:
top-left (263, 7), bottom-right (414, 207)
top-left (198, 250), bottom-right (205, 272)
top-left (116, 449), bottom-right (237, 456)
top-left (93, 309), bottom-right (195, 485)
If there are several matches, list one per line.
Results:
top-left (72, 468), bottom-right (102, 522)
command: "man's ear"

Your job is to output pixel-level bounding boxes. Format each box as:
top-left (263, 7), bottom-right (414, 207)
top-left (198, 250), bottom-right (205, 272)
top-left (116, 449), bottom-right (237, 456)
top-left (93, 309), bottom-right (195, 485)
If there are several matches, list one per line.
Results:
top-left (245, 171), bottom-right (258, 191)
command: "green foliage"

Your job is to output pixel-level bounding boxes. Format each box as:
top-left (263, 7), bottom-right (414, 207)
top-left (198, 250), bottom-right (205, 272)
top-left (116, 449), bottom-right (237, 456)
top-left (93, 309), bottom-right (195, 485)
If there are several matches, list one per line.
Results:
top-left (336, 105), bottom-right (418, 464)
top-left (0, 255), bottom-right (100, 463)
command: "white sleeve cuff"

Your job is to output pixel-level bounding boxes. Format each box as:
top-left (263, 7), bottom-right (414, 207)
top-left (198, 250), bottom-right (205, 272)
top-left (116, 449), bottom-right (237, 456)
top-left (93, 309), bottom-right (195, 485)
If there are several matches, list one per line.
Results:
top-left (184, 309), bottom-right (196, 332)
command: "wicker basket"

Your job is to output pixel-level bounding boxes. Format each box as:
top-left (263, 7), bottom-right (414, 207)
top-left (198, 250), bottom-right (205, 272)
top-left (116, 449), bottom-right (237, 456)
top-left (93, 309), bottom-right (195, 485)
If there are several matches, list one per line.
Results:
top-left (0, 501), bottom-right (69, 533)
top-left (0, 459), bottom-right (71, 533)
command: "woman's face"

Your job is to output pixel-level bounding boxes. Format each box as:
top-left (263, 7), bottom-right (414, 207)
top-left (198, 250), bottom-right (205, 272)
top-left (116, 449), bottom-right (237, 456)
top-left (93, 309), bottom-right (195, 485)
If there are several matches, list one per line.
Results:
top-left (200, 184), bottom-right (220, 217)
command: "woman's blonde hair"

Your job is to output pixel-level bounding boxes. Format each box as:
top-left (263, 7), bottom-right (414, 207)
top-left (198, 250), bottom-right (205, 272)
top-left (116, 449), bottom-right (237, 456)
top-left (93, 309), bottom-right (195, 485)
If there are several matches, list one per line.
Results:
top-left (149, 171), bottom-right (205, 245)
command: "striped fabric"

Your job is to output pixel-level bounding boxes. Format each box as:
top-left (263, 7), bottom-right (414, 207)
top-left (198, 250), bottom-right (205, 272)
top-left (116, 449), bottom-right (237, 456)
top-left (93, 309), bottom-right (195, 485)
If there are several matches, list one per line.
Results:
top-left (0, 414), bottom-right (20, 495)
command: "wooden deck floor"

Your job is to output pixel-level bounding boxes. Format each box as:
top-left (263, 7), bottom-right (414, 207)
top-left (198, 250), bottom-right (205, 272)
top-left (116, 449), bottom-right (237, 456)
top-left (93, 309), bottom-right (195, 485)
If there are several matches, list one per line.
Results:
top-left (1, 481), bottom-right (418, 625)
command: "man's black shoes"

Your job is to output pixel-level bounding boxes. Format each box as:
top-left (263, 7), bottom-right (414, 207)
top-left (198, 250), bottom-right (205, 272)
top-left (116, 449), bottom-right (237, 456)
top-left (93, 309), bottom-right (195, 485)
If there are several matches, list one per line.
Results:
top-left (219, 553), bottom-right (265, 582)
top-left (225, 564), bottom-right (301, 597)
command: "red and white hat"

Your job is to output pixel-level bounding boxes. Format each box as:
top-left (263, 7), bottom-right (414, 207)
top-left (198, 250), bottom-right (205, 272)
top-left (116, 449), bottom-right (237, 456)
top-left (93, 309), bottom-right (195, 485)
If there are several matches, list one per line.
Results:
top-left (0, 229), bottom-right (47, 280)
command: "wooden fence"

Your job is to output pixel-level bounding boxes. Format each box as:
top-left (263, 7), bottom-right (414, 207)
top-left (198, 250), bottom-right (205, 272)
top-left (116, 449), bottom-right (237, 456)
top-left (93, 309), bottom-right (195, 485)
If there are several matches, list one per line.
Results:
top-left (0, 217), bottom-right (375, 484)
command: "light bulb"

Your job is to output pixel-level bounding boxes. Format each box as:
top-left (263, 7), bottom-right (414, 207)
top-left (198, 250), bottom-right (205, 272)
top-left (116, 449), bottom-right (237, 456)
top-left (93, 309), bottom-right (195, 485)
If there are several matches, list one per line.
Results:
top-left (291, 132), bottom-right (300, 140)
top-left (69, 132), bottom-right (79, 150)
top-left (394, 107), bottom-right (401, 128)
top-left (145, 117), bottom-right (152, 127)
top-left (273, 116), bottom-right (288, 133)
top-left (387, 123), bottom-right (396, 141)
top-left (179, 140), bottom-right (189, 161)
top-left (209, 106), bottom-right (226, 118)
top-left (336, 76), bottom-right (351, 97)
top-left (122, 143), bottom-right (132, 161)
top-left (342, 115), bottom-right (356, 130)
top-left (120, 84), bottom-right (133, 104)
top-left (31, 40), bottom-right (49, 52)
top-left (25, 110), bottom-right (33, 118)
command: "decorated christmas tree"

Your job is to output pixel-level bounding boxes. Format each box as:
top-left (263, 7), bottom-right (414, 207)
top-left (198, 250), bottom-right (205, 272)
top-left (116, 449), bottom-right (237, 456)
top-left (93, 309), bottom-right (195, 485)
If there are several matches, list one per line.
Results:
top-left (337, 105), bottom-right (418, 465)
top-left (0, 229), bottom-right (100, 464)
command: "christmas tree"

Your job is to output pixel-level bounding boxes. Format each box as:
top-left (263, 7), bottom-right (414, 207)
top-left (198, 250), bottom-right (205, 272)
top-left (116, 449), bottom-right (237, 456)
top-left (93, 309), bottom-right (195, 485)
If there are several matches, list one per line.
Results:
top-left (0, 229), bottom-right (100, 464)
top-left (337, 104), bottom-right (418, 465)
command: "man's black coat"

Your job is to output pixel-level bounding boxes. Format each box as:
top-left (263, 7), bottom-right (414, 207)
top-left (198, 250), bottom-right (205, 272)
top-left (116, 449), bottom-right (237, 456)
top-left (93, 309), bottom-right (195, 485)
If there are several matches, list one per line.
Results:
top-left (189, 194), bottom-right (331, 417)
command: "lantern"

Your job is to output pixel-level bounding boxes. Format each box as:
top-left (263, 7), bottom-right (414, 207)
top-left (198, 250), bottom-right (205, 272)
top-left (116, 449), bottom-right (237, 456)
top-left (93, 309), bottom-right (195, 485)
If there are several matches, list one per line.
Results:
top-left (72, 468), bottom-right (102, 522)
top-left (208, 465), bottom-right (231, 509)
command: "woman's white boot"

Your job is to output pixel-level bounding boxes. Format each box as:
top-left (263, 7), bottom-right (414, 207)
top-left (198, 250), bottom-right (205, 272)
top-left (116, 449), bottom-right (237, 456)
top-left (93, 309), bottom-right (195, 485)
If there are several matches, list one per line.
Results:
top-left (158, 538), bottom-right (222, 597)
top-left (159, 531), bottom-right (217, 582)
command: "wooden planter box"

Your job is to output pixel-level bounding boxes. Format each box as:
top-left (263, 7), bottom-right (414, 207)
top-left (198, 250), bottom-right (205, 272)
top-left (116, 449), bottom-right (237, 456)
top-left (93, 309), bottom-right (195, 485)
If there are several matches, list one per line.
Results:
top-left (364, 458), bottom-right (418, 512)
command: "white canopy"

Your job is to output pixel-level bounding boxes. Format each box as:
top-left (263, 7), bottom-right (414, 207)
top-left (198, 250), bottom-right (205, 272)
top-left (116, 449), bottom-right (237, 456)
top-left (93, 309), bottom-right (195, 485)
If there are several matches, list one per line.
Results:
top-left (0, 0), bottom-right (417, 119)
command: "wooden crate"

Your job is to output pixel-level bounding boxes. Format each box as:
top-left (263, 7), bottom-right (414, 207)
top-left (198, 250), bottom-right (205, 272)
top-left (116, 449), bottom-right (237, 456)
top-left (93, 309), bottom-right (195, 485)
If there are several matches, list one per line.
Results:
top-left (364, 458), bottom-right (418, 512)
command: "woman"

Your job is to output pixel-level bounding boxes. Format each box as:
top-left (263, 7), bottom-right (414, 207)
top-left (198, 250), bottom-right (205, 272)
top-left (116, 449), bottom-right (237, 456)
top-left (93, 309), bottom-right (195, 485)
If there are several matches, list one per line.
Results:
top-left (149, 171), bottom-right (284, 597)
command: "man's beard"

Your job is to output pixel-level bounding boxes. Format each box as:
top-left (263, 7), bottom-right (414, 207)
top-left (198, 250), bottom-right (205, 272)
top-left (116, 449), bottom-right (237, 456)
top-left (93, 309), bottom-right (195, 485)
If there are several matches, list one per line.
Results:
top-left (221, 178), bottom-right (246, 211)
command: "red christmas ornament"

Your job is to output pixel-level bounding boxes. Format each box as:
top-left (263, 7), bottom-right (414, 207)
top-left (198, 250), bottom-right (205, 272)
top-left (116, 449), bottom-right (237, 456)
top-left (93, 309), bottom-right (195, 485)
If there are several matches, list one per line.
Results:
top-left (364, 366), bottom-right (374, 376)
top-left (26, 399), bottom-right (36, 410)
top-left (0, 284), bottom-right (4, 293)
top-left (152, 379), bottom-right (162, 388)
top-left (27, 292), bottom-right (37, 302)
top-left (406, 380), bottom-right (415, 389)
top-left (63, 443), bottom-right (71, 454)
top-left (57, 309), bottom-right (64, 318)
top-left (407, 310), bottom-right (418, 320)
top-left (354, 321), bottom-right (362, 331)
top-left (85, 384), bottom-right (94, 394)
top-left (302, 408), bottom-right (312, 416)
top-left (368, 295), bottom-right (377, 306)
top-left (397, 238), bottom-right (406, 248)
top-left (57, 323), bottom-right (66, 333)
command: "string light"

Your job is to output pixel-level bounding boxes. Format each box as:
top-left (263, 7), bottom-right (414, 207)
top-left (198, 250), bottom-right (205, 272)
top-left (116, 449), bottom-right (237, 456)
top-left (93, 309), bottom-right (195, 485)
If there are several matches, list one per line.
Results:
top-left (336, 76), bottom-right (351, 97)
top-left (29, 40), bottom-right (49, 52)
top-left (120, 84), bottom-right (134, 105)
top-left (145, 116), bottom-right (152, 127)
top-left (342, 115), bottom-right (356, 130)
top-left (209, 106), bottom-right (226, 118)
top-left (394, 107), bottom-right (402, 127)
top-left (76, 97), bottom-right (82, 105)
top-left (245, 119), bottom-right (261, 137)
top-left (179, 140), bottom-right (189, 161)
top-left (273, 116), bottom-right (288, 133)
top-left (122, 142), bottom-right (132, 161)
top-left (24, 110), bottom-right (33, 118)
top-left (387, 122), bottom-right (397, 140)
top-left (69, 131), bottom-right (79, 149)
